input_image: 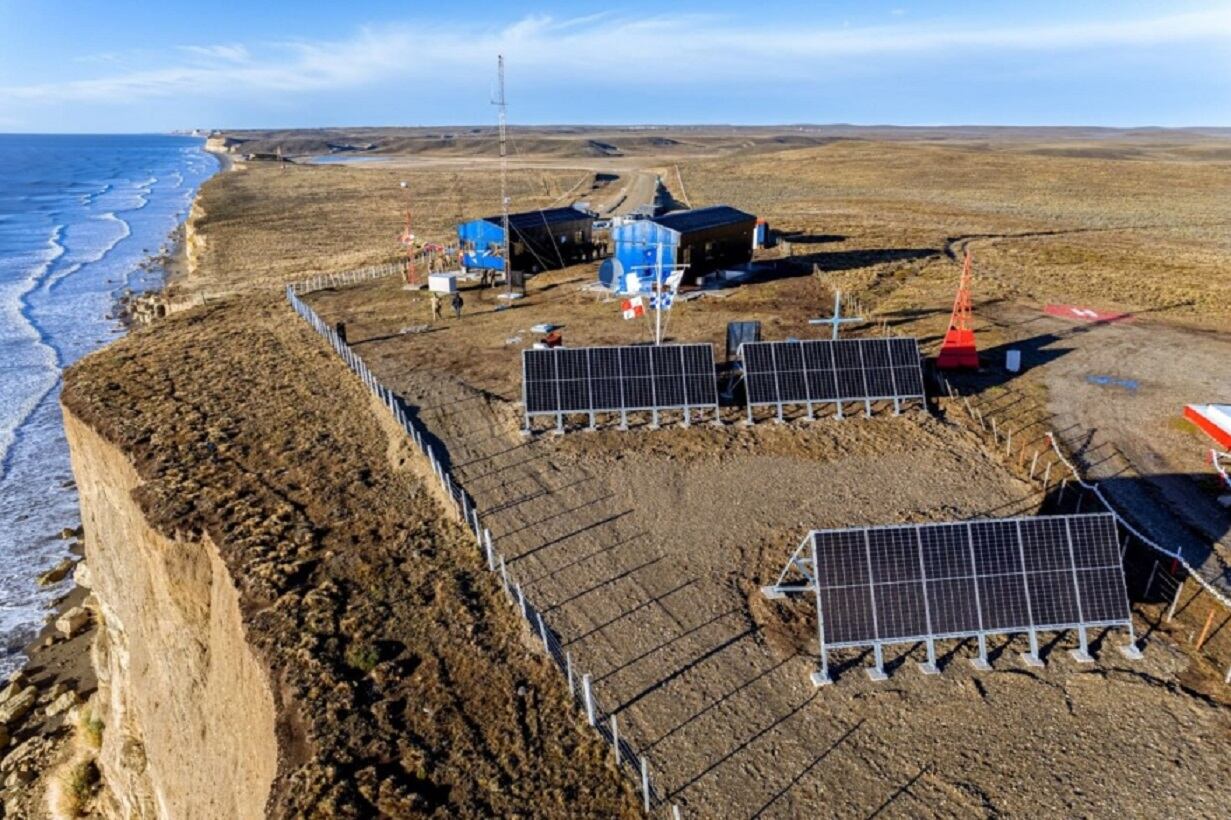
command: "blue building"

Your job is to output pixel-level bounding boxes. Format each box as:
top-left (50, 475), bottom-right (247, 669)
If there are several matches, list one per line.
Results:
top-left (457, 206), bottom-right (595, 273)
top-left (603, 205), bottom-right (757, 290)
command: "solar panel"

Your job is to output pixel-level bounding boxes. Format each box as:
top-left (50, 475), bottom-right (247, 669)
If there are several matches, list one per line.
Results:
top-left (742, 337), bottom-right (925, 420)
top-left (522, 344), bottom-right (718, 431)
top-left (763, 513), bottom-right (1139, 685)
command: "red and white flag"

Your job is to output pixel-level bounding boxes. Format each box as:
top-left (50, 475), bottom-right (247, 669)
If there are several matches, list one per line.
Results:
top-left (621, 296), bottom-right (645, 320)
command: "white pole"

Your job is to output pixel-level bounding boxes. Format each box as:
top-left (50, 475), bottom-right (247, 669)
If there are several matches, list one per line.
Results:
top-left (612, 715), bottom-right (620, 765)
top-left (641, 757), bottom-right (651, 812)
top-left (583, 674), bottom-right (595, 725)
top-left (654, 242), bottom-right (663, 345)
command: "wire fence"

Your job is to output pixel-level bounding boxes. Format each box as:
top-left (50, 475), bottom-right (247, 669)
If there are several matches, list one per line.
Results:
top-left (931, 367), bottom-right (1231, 683)
top-left (287, 260), bottom-right (406, 296)
top-left (286, 278), bottom-right (676, 816)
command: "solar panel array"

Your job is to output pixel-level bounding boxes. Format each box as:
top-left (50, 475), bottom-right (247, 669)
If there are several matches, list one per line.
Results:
top-left (809, 513), bottom-right (1129, 650)
top-left (742, 338), bottom-right (925, 414)
top-left (523, 344), bottom-right (718, 426)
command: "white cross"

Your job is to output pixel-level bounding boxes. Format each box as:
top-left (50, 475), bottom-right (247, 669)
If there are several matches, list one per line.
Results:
top-left (809, 290), bottom-right (864, 340)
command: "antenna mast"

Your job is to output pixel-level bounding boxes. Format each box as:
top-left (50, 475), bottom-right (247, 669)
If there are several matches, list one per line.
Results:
top-left (495, 54), bottom-right (511, 296)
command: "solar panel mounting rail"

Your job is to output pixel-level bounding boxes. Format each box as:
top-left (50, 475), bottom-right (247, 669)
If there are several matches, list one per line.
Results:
top-left (762, 513), bottom-right (1142, 685)
top-left (522, 343), bottom-right (719, 433)
top-left (740, 337), bottom-right (926, 422)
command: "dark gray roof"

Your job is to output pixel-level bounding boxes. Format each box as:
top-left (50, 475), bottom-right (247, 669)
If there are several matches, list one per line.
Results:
top-left (652, 205), bottom-right (755, 234)
top-left (482, 206), bottom-right (592, 231)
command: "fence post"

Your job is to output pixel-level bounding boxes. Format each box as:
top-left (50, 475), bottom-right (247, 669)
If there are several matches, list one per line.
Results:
top-left (516, 583), bottom-right (527, 617)
top-left (1166, 580), bottom-right (1184, 622)
top-left (641, 757), bottom-right (651, 813)
top-left (500, 555), bottom-right (510, 596)
top-left (537, 612), bottom-right (550, 652)
top-left (612, 715), bottom-right (620, 765)
top-left (484, 529), bottom-right (495, 570)
top-left (1029, 451), bottom-right (1039, 480)
top-left (1042, 462), bottom-right (1051, 489)
top-left (583, 674), bottom-right (595, 725)
top-left (471, 507), bottom-right (482, 543)
top-left (566, 651), bottom-right (575, 696)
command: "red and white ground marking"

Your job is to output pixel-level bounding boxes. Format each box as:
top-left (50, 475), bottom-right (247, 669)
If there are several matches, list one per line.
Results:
top-left (1186, 404), bottom-right (1231, 449)
top-left (1043, 303), bottom-right (1134, 323)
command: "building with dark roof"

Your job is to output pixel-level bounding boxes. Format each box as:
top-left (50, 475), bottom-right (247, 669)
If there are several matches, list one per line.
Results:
top-left (457, 206), bottom-right (595, 273)
top-left (603, 205), bottom-right (757, 289)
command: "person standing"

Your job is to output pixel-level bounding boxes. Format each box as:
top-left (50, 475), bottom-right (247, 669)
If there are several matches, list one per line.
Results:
top-left (451, 291), bottom-right (464, 319)
top-left (430, 293), bottom-right (442, 322)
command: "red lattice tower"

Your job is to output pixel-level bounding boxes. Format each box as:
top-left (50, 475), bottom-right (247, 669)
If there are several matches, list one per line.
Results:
top-left (937, 250), bottom-right (979, 369)
top-left (398, 181), bottom-right (420, 288)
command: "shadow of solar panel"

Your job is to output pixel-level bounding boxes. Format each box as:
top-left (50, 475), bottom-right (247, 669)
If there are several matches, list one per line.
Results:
top-left (874, 581), bottom-right (928, 640)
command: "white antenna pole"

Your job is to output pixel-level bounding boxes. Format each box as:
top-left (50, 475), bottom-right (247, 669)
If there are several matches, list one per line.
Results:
top-left (654, 242), bottom-right (663, 345)
top-left (495, 54), bottom-right (511, 296)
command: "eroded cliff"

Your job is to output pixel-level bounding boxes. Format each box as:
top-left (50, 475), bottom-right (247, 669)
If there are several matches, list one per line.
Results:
top-left (66, 409), bottom-right (276, 818)
top-left (60, 294), bottom-right (638, 816)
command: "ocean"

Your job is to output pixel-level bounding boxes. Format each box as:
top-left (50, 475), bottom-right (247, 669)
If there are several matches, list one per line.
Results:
top-left (0, 134), bottom-right (217, 677)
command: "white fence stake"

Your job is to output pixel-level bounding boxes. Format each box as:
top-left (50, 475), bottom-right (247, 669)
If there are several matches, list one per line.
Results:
top-left (1029, 451), bottom-right (1039, 480)
top-left (537, 612), bottom-right (550, 652)
top-left (583, 674), bottom-right (595, 725)
top-left (484, 529), bottom-right (495, 570)
top-left (641, 757), bottom-right (651, 812)
top-left (1167, 580), bottom-right (1184, 622)
top-left (566, 651), bottom-right (575, 695)
top-left (612, 715), bottom-right (620, 765)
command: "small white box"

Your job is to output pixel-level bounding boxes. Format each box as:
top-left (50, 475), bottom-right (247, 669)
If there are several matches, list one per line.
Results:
top-left (428, 273), bottom-right (458, 294)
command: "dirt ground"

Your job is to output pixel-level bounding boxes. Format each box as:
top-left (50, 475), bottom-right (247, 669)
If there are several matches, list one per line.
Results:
top-left (62, 296), bottom-right (640, 817)
top-left (184, 128), bottom-right (1231, 816)
top-left (307, 274), bottom-right (1230, 816)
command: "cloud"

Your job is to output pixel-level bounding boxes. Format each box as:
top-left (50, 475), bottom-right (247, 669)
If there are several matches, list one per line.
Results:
top-left (179, 43), bottom-right (251, 63)
top-left (3, 9), bottom-right (1230, 106)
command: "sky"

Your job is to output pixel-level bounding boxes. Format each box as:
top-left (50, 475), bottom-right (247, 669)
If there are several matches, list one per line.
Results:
top-left (0, 1), bottom-right (1229, 132)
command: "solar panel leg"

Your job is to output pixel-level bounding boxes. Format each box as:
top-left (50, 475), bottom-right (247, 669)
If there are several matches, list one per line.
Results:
top-left (918, 639), bottom-right (940, 675)
top-left (1070, 626), bottom-right (1094, 663)
top-left (864, 398), bottom-right (872, 417)
top-left (1021, 630), bottom-right (1045, 668)
top-left (1119, 620), bottom-right (1144, 660)
top-left (805, 399), bottom-right (815, 420)
top-left (619, 410), bottom-right (628, 431)
top-left (683, 406), bottom-right (691, 428)
top-left (745, 405), bottom-right (754, 426)
top-left (650, 408), bottom-right (660, 430)
top-left (775, 402), bottom-right (784, 424)
top-left (971, 634), bottom-right (992, 671)
top-left (587, 410), bottom-right (596, 432)
top-left (554, 412), bottom-right (564, 435)
top-left (835, 401), bottom-right (844, 420)
top-left (710, 405), bottom-right (722, 427)
top-left (867, 643), bottom-right (888, 682)
top-left (893, 397), bottom-right (901, 416)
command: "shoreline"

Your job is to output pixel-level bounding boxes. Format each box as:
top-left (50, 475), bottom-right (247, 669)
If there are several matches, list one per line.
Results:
top-left (0, 139), bottom-right (229, 813)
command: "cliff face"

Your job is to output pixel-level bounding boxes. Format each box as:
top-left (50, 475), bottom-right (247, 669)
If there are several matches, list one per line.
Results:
top-left (59, 294), bottom-right (638, 817)
top-left (65, 409), bottom-right (277, 818)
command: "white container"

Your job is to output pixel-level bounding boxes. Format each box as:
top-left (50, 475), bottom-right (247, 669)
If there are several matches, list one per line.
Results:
top-left (1006, 349), bottom-right (1022, 373)
top-left (428, 273), bottom-right (458, 294)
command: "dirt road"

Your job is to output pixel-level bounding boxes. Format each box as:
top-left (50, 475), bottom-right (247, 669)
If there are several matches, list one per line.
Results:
top-left (982, 303), bottom-right (1231, 599)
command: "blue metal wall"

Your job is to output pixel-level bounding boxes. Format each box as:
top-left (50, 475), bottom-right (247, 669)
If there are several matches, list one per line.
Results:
top-left (457, 218), bottom-right (506, 271)
top-left (610, 219), bottom-right (679, 291)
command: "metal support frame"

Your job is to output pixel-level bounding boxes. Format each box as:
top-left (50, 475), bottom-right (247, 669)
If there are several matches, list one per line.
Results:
top-left (1014, 520), bottom-right (1046, 668)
